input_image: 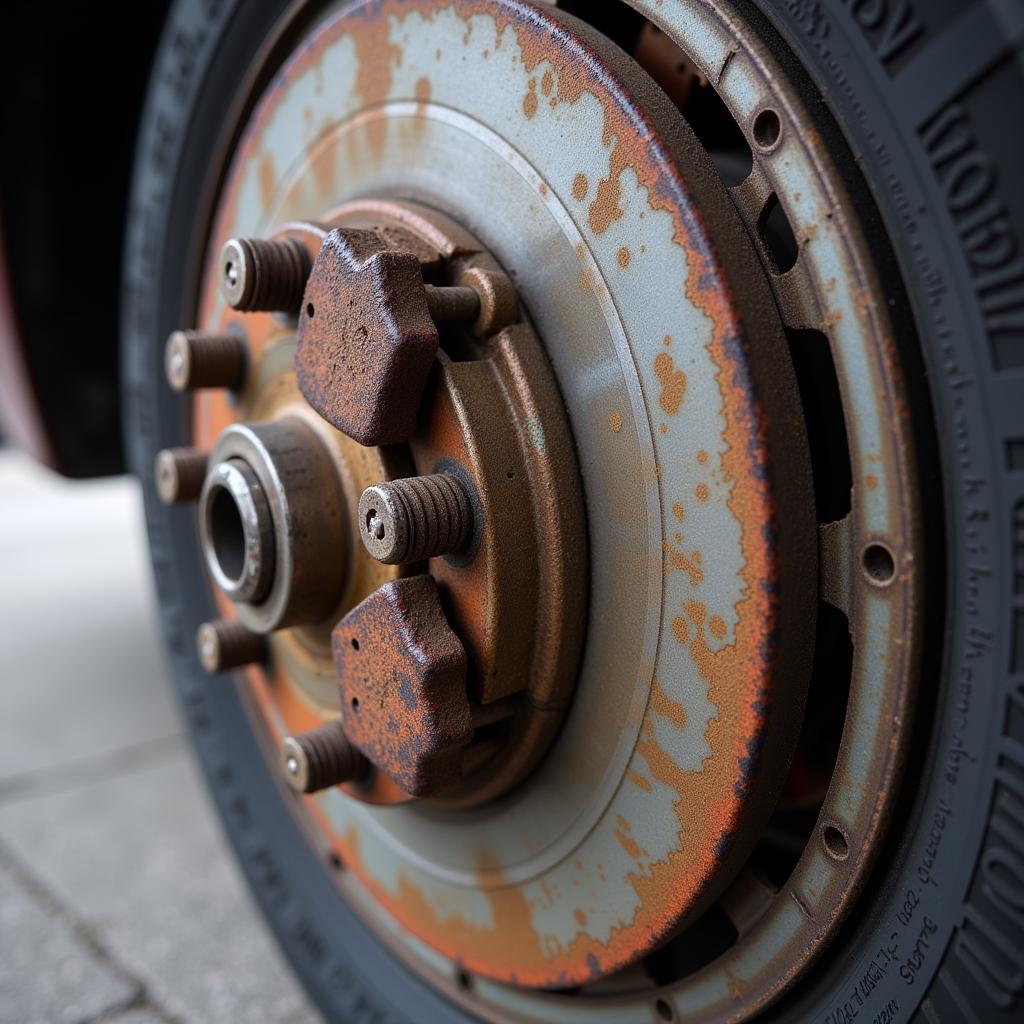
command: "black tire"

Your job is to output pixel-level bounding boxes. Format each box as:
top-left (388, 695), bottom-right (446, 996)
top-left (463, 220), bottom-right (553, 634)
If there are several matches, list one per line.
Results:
top-left (122, 1), bottom-right (1024, 1021)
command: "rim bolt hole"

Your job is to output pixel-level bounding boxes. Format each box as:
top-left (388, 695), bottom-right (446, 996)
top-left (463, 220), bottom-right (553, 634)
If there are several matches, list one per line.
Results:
top-left (753, 108), bottom-right (782, 150)
top-left (655, 999), bottom-right (675, 1022)
top-left (822, 824), bottom-right (850, 861)
top-left (862, 542), bottom-right (896, 586)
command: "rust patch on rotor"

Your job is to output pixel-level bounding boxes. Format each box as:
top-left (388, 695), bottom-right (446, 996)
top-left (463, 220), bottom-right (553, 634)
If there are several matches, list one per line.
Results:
top-left (654, 351), bottom-right (687, 415)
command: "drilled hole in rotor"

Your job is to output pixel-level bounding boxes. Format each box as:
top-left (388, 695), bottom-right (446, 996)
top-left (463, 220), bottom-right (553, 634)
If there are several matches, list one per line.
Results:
top-left (351, 697), bottom-right (360, 711)
top-left (758, 194), bottom-right (799, 273)
top-left (457, 970), bottom-right (472, 992)
top-left (862, 543), bottom-right (896, 585)
top-left (351, 637), bottom-right (360, 651)
top-left (822, 824), bottom-right (850, 861)
top-left (753, 108), bottom-right (781, 150)
top-left (306, 302), bottom-right (315, 318)
top-left (655, 998), bottom-right (676, 1021)
top-left (787, 329), bottom-right (853, 523)
top-left (209, 483), bottom-right (246, 584)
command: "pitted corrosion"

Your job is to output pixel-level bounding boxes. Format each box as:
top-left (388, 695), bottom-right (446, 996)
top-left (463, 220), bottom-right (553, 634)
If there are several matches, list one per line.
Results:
top-left (295, 227), bottom-right (438, 446)
top-left (333, 575), bottom-right (473, 796)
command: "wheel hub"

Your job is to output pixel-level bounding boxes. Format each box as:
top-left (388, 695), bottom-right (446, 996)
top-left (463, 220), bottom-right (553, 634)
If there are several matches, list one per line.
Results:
top-left (153, 0), bottom-right (922, 1014)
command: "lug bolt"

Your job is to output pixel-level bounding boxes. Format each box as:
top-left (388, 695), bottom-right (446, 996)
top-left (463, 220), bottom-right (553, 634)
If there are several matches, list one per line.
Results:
top-left (196, 619), bottom-right (267, 673)
top-left (423, 285), bottom-right (481, 323)
top-left (164, 329), bottom-right (246, 392)
top-left (154, 447), bottom-right (208, 505)
top-left (280, 720), bottom-right (370, 793)
top-left (219, 236), bottom-right (311, 313)
top-left (358, 474), bottom-right (473, 565)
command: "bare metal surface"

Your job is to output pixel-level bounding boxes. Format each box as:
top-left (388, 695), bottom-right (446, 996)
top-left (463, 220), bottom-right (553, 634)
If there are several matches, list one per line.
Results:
top-left (164, 329), bottom-right (246, 392)
top-left (153, 447), bottom-right (207, 506)
top-left (358, 474), bottom-right (472, 565)
top-left (199, 458), bottom-right (276, 605)
top-left (196, 619), bottom-right (267, 673)
top-left (219, 236), bottom-right (310, 313)
top-left (280, 721), bottom-right (370, 793)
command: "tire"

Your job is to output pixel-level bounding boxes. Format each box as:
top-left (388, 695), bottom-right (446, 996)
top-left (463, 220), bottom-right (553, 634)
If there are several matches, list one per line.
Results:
top-left (122, 1), bottom-right (1024, 1021)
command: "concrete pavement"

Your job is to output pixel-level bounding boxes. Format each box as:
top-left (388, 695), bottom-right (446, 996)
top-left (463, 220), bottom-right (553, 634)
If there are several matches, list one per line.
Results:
top-left (0, 452), bottom-right (320, 1024)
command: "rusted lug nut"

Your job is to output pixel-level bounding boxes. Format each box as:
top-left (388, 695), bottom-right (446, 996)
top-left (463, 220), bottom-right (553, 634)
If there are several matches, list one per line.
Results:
top-left (164, 329), bottom-right (246, 392)
top-left (423, 285), bottom-right (481, 323)
top-left (196, 619), bottom-right (266, 673)
top-left (280, 720), bottom-right (370, 794)
top-left (154, 447), bottom-right (208, 505)
top-left (219, 236), bottom-right (311, 313)
top-left (358, 474), bottom-right (473, 565)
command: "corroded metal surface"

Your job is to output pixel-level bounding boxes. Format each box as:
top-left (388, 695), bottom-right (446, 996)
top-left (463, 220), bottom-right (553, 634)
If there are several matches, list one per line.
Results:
top-left (295, 227), bottom-right (439, 445)
top-left (333, 575), bottom-right (473, 796)
top-left (193, 0), bottom-right (820, 991)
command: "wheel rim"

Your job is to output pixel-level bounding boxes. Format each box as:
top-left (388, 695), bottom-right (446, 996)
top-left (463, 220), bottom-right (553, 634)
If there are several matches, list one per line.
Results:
top-left (156, 0), bottom-right (926, 1019)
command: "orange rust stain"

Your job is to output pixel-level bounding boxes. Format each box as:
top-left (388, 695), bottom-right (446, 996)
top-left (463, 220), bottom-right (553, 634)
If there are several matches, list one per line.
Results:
top-left (696, 483), bottom-right (709, 502)
top-left (539, 182), bottom-right (549, 197)
top-left (697, 449), bottom-right (709, 464)
top-left (353, 16), bottom-right (403, 155)
top-left (627, 768), bottom-right (653, 792)
top-left (617, 246), bottom-right (631, 268)
top-left (257, 152), bottom-right (277, 208)
top-left (523, 78), bottom-right (538, 119)
top-left (866, 473), bottom-right (878, 490)
top-left (614, 816), bottom-right (641, 859)
top-left (671, 615), bottom-right (689, 646)
top-left (665, 543), bottom-right (703, 588)
top-left (415, 75), bottom-right (432, 107)
top-left (541, 69), bottom-right (554, 96)
top-left (659, 423), bottom-right (668, 434)
top-left (654, 352), bottom-right (687, 416)
top-left (651, 680), bottom-right (686, 730)
top-left (574, 908), bottom-right (587, 927)
top-left (672, 502), bottom-right (685, 523)
top-left (609, 410), bottom-right (623, 433)
top-left (674, 531), bottom-right (682, 543)
top-left (571, 173), bottom-right (588, 202)
top-left (709, 615), bottom-right (727, 640)
top-left (663, 334), bottom-right (672, 347)
top-left (589, 135), bottom-right (626, 234)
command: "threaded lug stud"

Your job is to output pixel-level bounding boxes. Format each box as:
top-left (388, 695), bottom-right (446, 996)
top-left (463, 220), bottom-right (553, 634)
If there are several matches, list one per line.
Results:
top-left (424, 284), bottom-right (481, 323)
top-left (280, 721), bottom-right (370, 793)
top-left (165, 330), bottom-right (246, 392)
top-left (219, 236), bottom-right (311, 313)
top-left (196, 619), bottom-right (266, 673)
top-left (358, 474), bottom-right (473, 565)
top-left (154, 447), bottom-right (208, 505)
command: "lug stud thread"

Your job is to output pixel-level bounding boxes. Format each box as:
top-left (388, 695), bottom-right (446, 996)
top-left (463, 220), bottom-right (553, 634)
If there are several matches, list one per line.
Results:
top-left (155, 447), bottom-right (208, 505)
top-left (424, 285), bottom-right (481, 323)
top-left (280, 721), bottom-right (370, 793)
top-left (164, 330), bottom-right (246, 392)
top-left (358, 474), bottom-right (473, 565)
top-left (196, 619), bottom-right (266, 673)
top-left (219, 236), bottom-right (311, 313)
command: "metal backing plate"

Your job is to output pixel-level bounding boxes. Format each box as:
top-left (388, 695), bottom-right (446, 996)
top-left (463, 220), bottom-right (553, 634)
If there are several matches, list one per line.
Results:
top-left (193, 0), bottom-right (816, 989)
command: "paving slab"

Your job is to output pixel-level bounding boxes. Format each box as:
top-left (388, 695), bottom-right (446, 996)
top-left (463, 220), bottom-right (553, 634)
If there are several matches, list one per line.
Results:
top-left (0, 453), bottom-right (321, 1023)
top-left (0, 846), bottom-right (138, 1024)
